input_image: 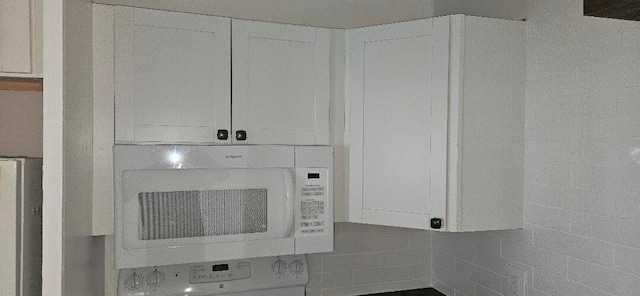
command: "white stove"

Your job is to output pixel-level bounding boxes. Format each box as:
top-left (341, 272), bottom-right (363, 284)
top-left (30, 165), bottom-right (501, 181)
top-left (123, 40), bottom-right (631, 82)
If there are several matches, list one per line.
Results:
top-left (117, 255), bottom-right (308, 296)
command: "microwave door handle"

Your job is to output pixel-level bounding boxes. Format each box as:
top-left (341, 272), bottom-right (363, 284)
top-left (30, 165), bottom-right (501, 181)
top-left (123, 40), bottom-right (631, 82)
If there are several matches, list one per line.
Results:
top-left (283, 169), bottom-right (294, 237)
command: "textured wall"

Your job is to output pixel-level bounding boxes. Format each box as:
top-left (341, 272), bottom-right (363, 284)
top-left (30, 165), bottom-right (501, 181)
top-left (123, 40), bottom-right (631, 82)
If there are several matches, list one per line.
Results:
top-left (0, 90), bottom-right (43, 157)
top-left (433, 0), bottom-right (640, 295)
top-left (306, 223), bottom-right (431, 296)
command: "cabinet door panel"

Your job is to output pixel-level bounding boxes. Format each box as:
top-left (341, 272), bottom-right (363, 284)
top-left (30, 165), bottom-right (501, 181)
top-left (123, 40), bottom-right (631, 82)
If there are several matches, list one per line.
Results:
top-left (0, 0), bottom-right (32, 74)
top-left (362, 34), bottom-right (432, 213)
top-left (348, 19), bottom-right (434, 225)
top-left (232, 20), bottom-right (329, 145)
top-left (115, 7), bottom-right (230, 144)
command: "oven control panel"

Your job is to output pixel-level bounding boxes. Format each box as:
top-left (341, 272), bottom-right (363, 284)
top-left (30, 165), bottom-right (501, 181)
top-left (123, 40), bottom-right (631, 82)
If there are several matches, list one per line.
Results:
top-left (118, 255), bottom-right (308, 296)
top-left (189, 261), bottom-right (251, 284)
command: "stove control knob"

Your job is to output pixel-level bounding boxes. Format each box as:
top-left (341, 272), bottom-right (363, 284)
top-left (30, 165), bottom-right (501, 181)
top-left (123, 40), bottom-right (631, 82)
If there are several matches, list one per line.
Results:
top-left (124, 272), bottom-right (143, 290)
top-left (271, 259), bottom-right (288, 275)
top-left (147, 269), bottom-right (165, 287)
top-left (290, 259), bottom-right (305, 275)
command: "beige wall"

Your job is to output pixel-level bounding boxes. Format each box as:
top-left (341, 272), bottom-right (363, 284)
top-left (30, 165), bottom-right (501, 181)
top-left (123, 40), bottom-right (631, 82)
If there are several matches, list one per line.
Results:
top-left (0, 90), bottom-right (43, 157)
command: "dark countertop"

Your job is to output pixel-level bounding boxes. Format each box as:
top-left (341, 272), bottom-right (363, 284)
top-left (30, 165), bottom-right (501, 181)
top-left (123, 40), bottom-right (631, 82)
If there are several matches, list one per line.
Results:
top-left (364, 288), bottom-right (445, 296)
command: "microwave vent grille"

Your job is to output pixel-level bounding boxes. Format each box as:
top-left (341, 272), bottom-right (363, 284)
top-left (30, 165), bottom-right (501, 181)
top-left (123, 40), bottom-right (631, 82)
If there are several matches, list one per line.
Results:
top-left (137, 189), bottom-right (268, 240)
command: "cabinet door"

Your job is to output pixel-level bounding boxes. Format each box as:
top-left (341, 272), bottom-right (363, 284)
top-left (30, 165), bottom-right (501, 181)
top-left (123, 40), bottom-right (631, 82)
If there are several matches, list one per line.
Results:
top-left (0, 0), bottom-right (32, 74)
top-left (114, 7), bottom-right (231, 144)
top-left (347, 19), bottom-right (444, 229)
top-left (232, 20), bottom-right (329, 145)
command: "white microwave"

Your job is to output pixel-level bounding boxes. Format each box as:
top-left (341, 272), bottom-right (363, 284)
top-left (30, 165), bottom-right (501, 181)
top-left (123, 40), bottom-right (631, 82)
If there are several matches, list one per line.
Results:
top-left (114, 145), bottom-right (333, 269)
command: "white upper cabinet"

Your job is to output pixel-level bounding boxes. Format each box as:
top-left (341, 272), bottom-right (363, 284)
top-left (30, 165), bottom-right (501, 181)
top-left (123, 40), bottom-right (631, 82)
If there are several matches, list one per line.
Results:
top-left (110, 7), bottom-right (330, 145)
top-left (0, 0), bottom-right (42, 78)
top-left (114, 7), bottom-right (231, 144)
top-left (232, 20), bottom-right (330, 145)
top-left (346, 15), bottom-right (525, 232)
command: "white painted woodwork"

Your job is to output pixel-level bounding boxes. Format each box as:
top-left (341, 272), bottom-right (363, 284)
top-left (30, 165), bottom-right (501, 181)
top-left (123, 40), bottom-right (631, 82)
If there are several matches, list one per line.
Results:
top-left (0, 0), bottom-right (42, 77)
top-left (346, 15), bottom-right (525, 232)
top-left (93, 4), bottom-right (115, 236)
top-left (43, 0), bottom-right (97, 294)
top-left (42, 0), bottom-right (64, 292)
top-left (114, 7), bottom-right (231, 144)
top-left (330, 29), bottom-right (347, 222)
top-left (232, 20), bottom-right (330, 145)
top-left (347, 19), bottom-right (435, 228)
top-left (449, 15), bottom-right (526, 231)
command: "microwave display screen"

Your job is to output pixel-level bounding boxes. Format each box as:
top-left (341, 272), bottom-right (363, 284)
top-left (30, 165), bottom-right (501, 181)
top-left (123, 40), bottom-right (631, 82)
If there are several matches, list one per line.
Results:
top-left (137, 188), bottom-right (268, 240)
top-left (212, 264), bottom-right (229, 272)
top-left (307, 173), bottom-right (320, 179)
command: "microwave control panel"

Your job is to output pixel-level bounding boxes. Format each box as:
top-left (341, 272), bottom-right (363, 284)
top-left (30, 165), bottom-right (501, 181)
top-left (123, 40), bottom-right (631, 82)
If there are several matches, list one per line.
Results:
top-left (295, 168), bottom-right (329, 237)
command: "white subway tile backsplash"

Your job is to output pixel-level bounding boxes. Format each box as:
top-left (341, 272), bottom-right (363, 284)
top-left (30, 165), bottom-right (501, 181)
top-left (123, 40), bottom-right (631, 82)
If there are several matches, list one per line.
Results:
top-left (322, 287), bottom-right (351, 296)
top-left (322, 254), bottom-right (354, 272)
top-left (381, 264), bottom-right (430, 283)
top-left (408, 231), bottom-right (432, 248)
top-left (322, 271), bottom-right (352, 289)
top-left (451, 232), bottom-right (502, 255)
top-left (352, 233), bottom-right (409, 253)
top-left (492, 227), bottom-right (534, 245)
top-left (475, 283), bottom-right (502, 296)
top-left (380, 279), bottom-right (431, 292)
top-left (433, 232), bottom-right (481, 264)
top-left (432, 1), bottom-right (640, 294)
top-left (308, 273), bottom-right (322, 296)
top-left (381, 249), bottom-right (430, 267)
top-left (433, 249), bottom-right (455, 271)
top-left (434, 280), bottom-right (455, 295)
top-left (502, 239), bottom-right (568, 276)
top-left (615, 190), bottom-right (640, 221)
top-left (454, 259), bottom-right (502, 292)
top-left (352, 268), bottom-right (380, 285)
top-left (566, 187), bottom-right (617, 217)
top-left (349, 284), bottom-right (381, 295)
top-left (568, 258), bottom-right (640, 296)
top-left (571, 212), bottom-right (640, 249)
top-left (308, 253), bottom-right (323, 274)
top-left (614, 244), bottom-right (640, 276)
top-left (308, 223), bottom-right (430, 295)
top-left (434, 266), bottom-right (475, 296)
top-left (534, 268), bottom-right (616, 296)
top-left (525, 286), bottom-right (552, 296)
top-left (534, 227), bottom-right (615, 266)
top-left (475, 250), bottom-right (511, 277)
top-left (351, 252), bottom-right (381, 270)
top-left (524, 203), bottom-right (572, 231)
top-left (332, 236), bottom-right (354, 255)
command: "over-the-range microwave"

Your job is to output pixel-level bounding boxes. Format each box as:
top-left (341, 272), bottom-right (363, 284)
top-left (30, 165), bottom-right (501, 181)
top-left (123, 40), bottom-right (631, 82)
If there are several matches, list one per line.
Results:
top-left (114, 145), bottom-right (333, 269)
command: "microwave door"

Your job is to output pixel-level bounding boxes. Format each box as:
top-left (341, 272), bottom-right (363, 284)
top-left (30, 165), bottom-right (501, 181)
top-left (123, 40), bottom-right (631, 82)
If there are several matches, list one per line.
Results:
top-left (120, 168), bottom-right (293, 250)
